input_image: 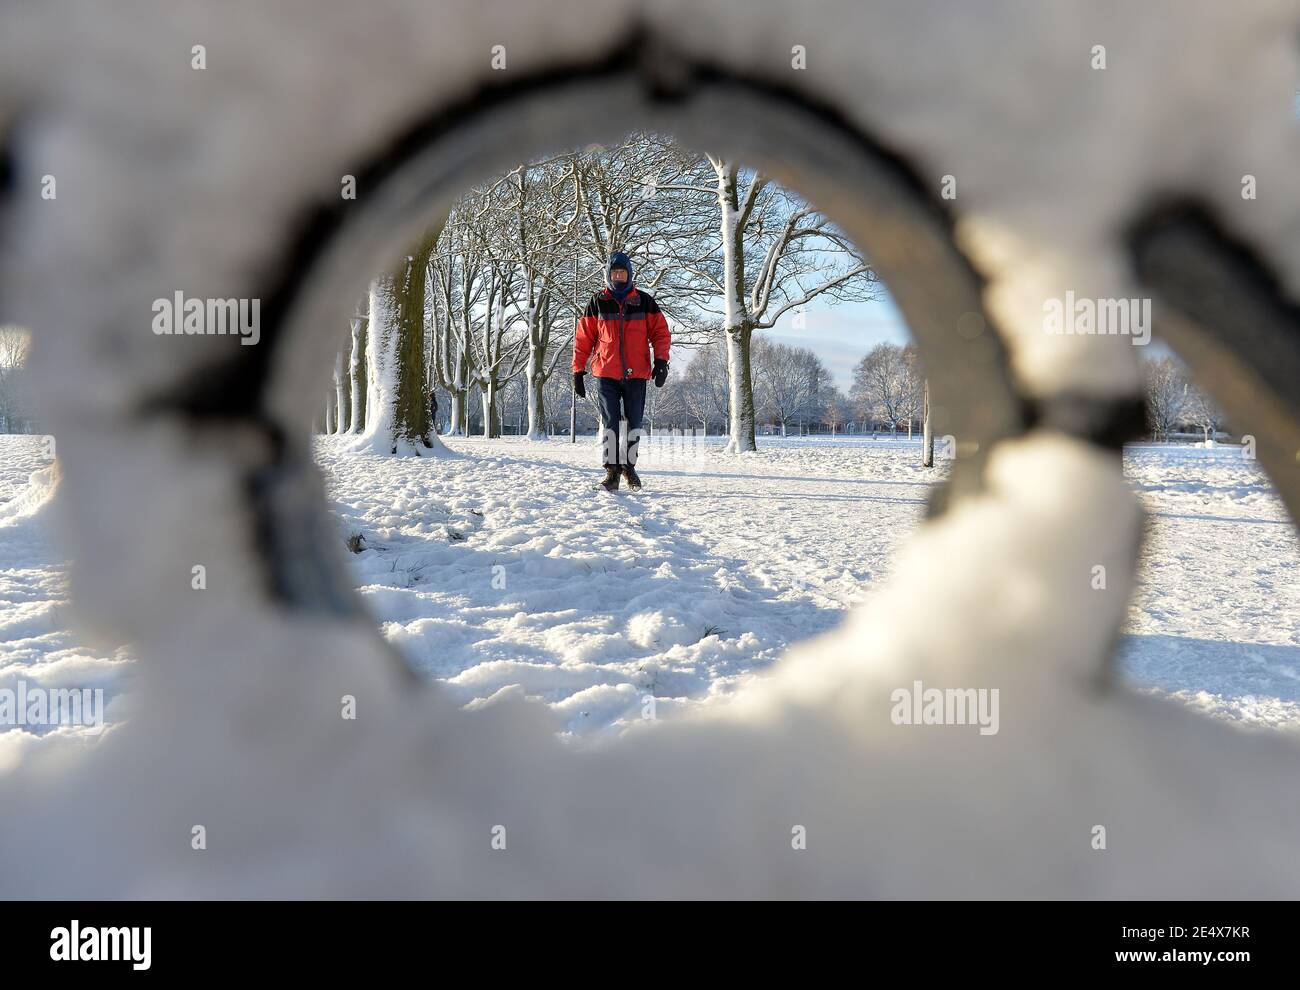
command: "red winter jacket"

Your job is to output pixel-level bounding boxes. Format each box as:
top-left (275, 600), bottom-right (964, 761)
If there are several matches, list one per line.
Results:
top-left (572, 286), bottom-right (671, 380)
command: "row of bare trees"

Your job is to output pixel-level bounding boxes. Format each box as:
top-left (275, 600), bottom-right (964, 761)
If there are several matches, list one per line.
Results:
top-left (474, 337), bottom-right (924, 442)
top-left (1143, 356), bottom-right (1224, 442)
top-left (0, 328), bottom-right (34, 433)
top-left (654, 336), bottom-right (840, 437)
top-left (317, 133), bottom-right (879, 454)
top-left (850, 343), bottom-right (926, 436)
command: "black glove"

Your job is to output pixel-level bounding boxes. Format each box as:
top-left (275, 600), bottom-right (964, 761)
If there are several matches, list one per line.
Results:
top-left (652, 358), bottom-right (669, 388)
top-left (573, 371), bottom-right (586, 398)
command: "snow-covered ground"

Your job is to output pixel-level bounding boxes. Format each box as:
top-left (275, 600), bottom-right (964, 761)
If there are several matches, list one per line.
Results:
top-left (319, 433), bottom-right (933, 738)
top-left (2, 433), bottom-right (1297, 761)
top-left (1118, 444), bottom-right (1300, 728)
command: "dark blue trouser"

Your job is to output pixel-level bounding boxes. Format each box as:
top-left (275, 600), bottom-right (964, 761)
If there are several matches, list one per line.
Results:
top-left (594, 376), bottom-right (647, 466)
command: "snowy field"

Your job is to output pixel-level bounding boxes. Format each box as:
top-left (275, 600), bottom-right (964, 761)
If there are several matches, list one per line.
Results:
top-left (1, 432), bottom-right (1297, 763)
top-left (319, 433), bottom-right (933, 738)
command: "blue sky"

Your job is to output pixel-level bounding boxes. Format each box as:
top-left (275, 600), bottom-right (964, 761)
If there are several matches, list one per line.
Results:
top-left (761, 292), bottom-right (911, 391)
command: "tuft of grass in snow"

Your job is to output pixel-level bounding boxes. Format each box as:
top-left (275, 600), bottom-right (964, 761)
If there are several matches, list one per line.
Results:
top-left (700, 623), bottom-right (727, 640)
top-left (345, 532), bottom-right (367, 554)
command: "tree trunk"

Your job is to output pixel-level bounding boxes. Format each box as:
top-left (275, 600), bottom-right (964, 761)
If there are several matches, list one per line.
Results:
top-left (391, 240), bottom-right (435, 450)
top-left (351, 224), bottom-right (446, 456)
top-left (449, 346), bottom-right (468, 438)
top-left (922, 380), bottom-right (934, 467)
top-left (448, 390), bottom-right (461, 435)
top-left (358, 275), bottom-right (398, 448)
top-left (526, 356), bottom-right (546, 441)
top-left (348, 316), bottom-right (366, 432)
top-left (333, 349), bottom-right (347, 434)
top-left (481, 382), bottom-right (501, 439)
top-left (724, 324), bottom-right (757, 453)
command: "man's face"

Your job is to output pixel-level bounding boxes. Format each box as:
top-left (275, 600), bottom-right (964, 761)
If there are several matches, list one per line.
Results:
top-left (611, 267), bottom-right (629, 285)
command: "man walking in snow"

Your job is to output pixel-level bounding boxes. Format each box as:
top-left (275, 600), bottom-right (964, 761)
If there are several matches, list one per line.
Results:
top-left (573, 251), bottom-right (671, 492)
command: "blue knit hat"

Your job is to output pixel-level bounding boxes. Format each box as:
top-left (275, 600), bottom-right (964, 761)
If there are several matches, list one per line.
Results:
top-left (606, 251), bottom-right (633, 299)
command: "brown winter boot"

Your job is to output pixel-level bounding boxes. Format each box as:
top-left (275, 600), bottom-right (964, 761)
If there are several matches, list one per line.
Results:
top-left (622, 464), bottom-right (642, 491)
top-left (599, 464), bottom-right (621, 492)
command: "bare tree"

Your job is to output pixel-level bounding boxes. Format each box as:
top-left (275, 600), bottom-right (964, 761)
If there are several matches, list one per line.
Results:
top-left (0, 327), bottom-right (33, 433)
top-left (753, 338), bottom-right (831, 436)
top-left (679, 336), bottom-right (731, 436)
top-left (823, 388), bottom-right (851, 437)
top-left (428, 230), bottom-right (477, 437)
top-left (851, 343), bottom-right (918, 435)
top-left (466, 257), bottom-right (529, 439)
top-left (696, 158), bottom-right (880, 452)
top-left (1143, 356), bottom-right (1188, 441)
top-left (488, 158), bottom-right (585, 440)
top-left (897, 346), bottom-right (925, 439)
top-left (1183, 383), bottom-right (1223, 444)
